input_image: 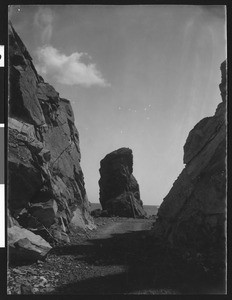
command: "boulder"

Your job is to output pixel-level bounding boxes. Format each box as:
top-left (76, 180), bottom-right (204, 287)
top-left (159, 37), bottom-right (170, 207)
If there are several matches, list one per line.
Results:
top-left (99, 148), bottom-right (147, 218)
top-left (29, 200), bottom-right (58, 228)
top-left (8, 210), bottom-right (20, 228)
top-left (8, 226), bottom-right (52, 264)
top-left (153, 61), bottom-right (227, 271)
top-left (91, 209), bottom-right (102, 218)
top-left (8, 22), bottom-right (94, 243)
top-left (91, 209), bottom-right (109, 218)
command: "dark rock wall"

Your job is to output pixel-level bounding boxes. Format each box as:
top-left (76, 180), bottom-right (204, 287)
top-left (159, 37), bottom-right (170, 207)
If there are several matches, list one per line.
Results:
top-left (8, 23), bottom-right (95, 243)
top-left (99, 148), bottom-right (147, 218)
top-left (153, 61), bottom-right (227, 265)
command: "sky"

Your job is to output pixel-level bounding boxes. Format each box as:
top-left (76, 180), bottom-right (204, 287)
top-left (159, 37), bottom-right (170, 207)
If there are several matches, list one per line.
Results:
top-left (9, 5), bottom-right (226, 205)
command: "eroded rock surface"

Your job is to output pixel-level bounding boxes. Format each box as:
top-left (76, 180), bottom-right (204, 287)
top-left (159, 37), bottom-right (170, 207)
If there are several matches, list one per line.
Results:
top-left (153, 61), bottom-right (227, 270)
top-left (99, 148), bottom-right (147, 218)
top-left (8, 23), bottom-right (95, 252)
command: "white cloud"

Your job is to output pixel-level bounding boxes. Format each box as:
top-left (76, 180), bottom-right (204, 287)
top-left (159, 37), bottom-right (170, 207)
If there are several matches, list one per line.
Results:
top-left (34, 7), bottom-right (54, 44)
top-left (35, 45), bottom-right (108, 87)
top-left (33, 7), bottom-right (108, 87)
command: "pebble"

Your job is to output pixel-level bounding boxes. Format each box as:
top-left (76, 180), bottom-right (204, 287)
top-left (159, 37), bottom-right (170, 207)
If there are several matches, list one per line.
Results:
top-left (45, 287), bottom-right (54, 293)
top-left (12, 268), bottom-right (26, 275)
top-left (20, 284), bottom-right (33, 294)
top-left (15, 278), bottom-right (26, 284)
top-left (28, 269), bottom-right (37, 275)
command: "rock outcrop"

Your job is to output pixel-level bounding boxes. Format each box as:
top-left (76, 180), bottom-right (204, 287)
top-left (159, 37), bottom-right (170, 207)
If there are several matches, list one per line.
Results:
top-left (153, 61), bottom-right (227, 270)
top-left (99, 148), bottom-right (147, 218)
top-left (8, 22), bottom-right (95, 250)
top-left (8, 226), bottom-right (52, 263)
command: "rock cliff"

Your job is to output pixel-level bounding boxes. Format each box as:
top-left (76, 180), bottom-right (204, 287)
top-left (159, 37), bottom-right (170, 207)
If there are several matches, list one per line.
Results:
top-left (8, 23), bottom-right (95, 248)
top-left (99, 148), bottom-right (147, 218)
top-left (153, 61), bottom-right (227, 270)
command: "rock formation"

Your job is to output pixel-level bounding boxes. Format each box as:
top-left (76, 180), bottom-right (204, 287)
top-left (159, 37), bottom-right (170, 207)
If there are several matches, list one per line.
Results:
top-left (8, 22), bottom-right (95, 253)
top-left (8, 226), bottom-right (52, 263)
top-left (99, 148), bottom-right (147, 218)
top-left (91, 209), bottom-right (109, 218)
top-left (153, 61), bottom-right (227, 270)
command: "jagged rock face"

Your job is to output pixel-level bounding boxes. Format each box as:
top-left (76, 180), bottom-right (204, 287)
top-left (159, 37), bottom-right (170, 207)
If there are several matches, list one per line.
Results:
top-left (153, 61), bottom-right (227, 266)
top-left (99, 148), bottom-right (147, 218)
top-left (8, 23), bottom-right (95, 245)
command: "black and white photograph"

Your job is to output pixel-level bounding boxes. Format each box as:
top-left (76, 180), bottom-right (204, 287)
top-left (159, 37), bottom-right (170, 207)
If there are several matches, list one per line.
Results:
top-left (7, 4), bottom-right (227, 295)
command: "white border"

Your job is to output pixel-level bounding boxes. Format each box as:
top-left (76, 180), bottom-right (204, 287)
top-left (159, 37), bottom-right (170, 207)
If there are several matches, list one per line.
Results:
top-left (0, 184), bottom-right (5, 247)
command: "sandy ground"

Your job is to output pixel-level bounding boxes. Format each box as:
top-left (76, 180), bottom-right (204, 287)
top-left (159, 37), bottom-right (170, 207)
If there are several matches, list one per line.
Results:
top-left (7, 217), bottom-right (226, 295)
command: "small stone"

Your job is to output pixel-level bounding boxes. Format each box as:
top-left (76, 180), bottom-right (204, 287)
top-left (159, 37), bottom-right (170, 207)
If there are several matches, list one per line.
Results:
top-left (12, 268), bottom-right (24, 275)
top-left (45, 287), bottom-right (54, 293)
top-left (15, 278), bottom-right (27, 285)
top-left (37, 260), bottom-right (43, 264)
top-left (69, 274), bottom-right (76, 281)
top-left (20, 284), bottom-right (33, 294)
top-left (28, 269), bottom-right (37, 275)
top-left (39, 276), bottom-right (47, 283)
top-left (33, 287), bottom-right (39, 293)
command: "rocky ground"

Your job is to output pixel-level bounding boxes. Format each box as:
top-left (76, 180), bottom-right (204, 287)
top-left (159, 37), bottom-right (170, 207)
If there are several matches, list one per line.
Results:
top-left (7, 217), bottom-right (226, 295)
